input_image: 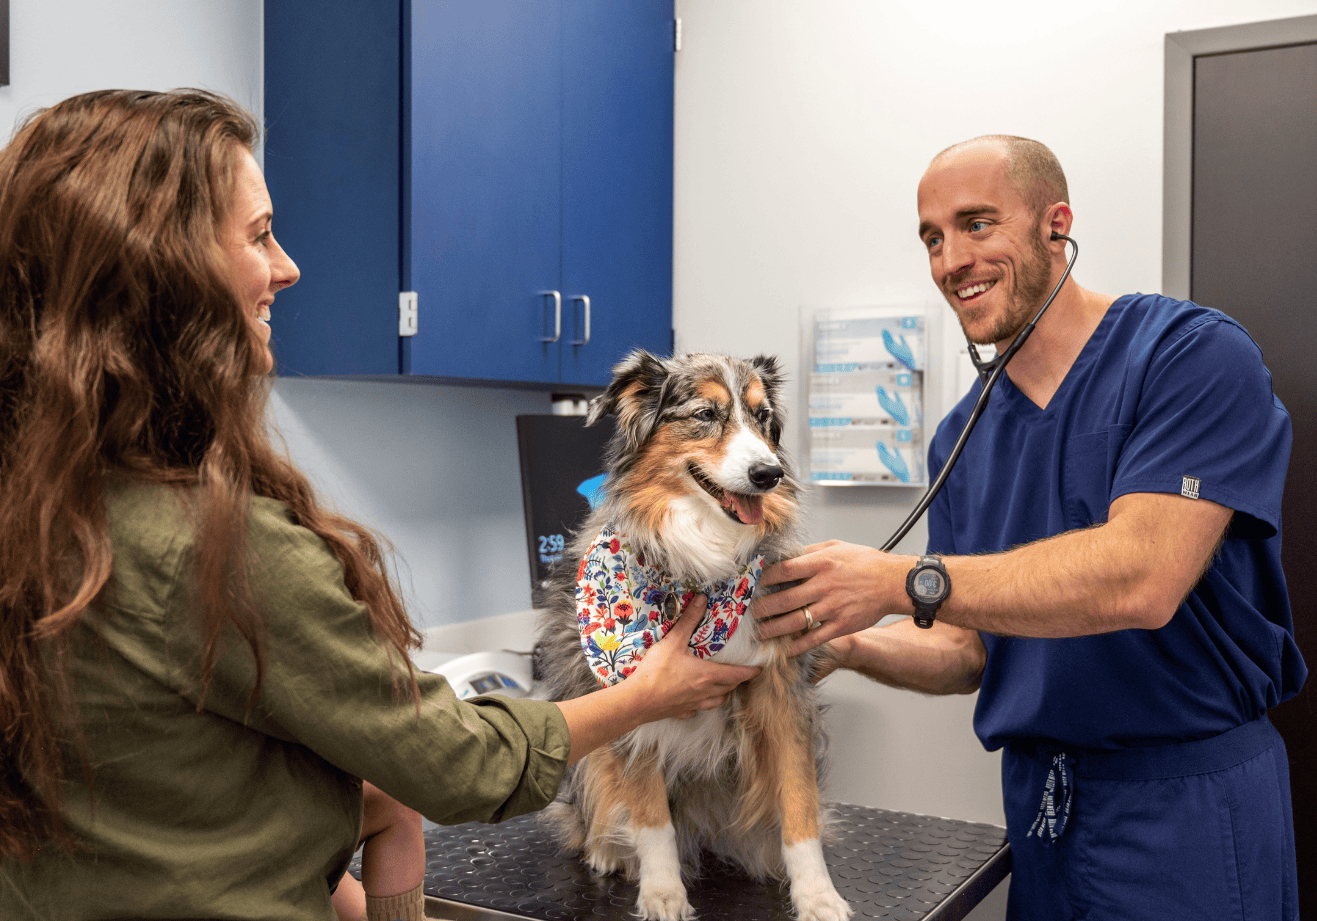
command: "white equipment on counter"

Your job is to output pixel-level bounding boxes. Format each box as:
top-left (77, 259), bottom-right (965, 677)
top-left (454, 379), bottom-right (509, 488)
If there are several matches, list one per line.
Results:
top-left (414, 649), bottom-right (534, 701)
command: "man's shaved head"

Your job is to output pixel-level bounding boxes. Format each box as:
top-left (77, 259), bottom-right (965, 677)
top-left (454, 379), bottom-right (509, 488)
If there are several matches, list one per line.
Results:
top-left (930, 135), bottom-right (1069, 218)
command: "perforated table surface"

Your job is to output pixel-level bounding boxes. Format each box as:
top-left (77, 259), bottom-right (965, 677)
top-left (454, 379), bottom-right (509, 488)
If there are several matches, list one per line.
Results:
top-left (383, 803), bottom-right (1010, 921)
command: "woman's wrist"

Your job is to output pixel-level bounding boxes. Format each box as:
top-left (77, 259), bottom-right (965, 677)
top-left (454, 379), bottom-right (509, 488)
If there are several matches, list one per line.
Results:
top-left (598, 668), bottom-right (658, 735)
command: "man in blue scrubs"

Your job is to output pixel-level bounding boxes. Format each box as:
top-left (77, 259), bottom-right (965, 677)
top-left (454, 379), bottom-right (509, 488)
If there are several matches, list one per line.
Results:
top-left (755, 135), bottom-right (1305, 920)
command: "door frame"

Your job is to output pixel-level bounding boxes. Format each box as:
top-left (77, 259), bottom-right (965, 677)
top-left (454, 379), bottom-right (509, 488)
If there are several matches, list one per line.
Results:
top-left (1162, 13), bottom-right (1317, 298)
top-left (1163, 16), bottom-right (1317, 919)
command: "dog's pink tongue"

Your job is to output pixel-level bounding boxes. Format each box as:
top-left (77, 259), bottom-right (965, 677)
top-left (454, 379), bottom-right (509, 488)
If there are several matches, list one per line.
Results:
top-left (723, 491), bottom-right (765, 525)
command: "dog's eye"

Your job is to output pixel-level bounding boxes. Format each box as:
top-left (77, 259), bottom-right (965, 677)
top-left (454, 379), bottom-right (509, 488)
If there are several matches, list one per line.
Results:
top-left (692, 408), bottom-right (717, 423)
top-left (755, 407), bottom-right (773, 424)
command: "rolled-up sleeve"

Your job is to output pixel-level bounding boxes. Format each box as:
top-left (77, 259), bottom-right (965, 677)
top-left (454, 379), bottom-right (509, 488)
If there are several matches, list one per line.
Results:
top-left (171, 497), bottom-right (570, 825)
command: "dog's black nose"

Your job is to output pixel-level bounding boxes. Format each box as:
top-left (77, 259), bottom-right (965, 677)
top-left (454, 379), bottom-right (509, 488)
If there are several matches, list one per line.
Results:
top-left (748, 463), bottom-right (784, 491)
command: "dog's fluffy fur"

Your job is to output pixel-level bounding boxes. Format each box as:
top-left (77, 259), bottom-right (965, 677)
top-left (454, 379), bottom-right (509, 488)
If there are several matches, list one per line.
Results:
top-left (535, 351), bottom-right (851, 921)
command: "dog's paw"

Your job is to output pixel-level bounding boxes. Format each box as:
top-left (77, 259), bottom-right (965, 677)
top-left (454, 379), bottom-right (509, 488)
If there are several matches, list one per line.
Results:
top-left (784, 840), bottom-right (851, 921)
top-left (584, 849), bottom-right (625, 877)
top-left (791, 886), bottom-right (852, 921)
top-left (635, 880), bottom-right (696, 921)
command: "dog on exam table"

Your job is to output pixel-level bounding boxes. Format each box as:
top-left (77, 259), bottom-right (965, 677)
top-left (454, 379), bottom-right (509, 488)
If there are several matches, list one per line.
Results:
top-left (534, 350), bottom-right (850, 921)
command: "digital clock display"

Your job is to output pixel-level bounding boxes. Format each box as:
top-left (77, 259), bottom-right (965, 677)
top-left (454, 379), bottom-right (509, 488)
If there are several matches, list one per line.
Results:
top-left (915, 571), bottom-right (945, 598)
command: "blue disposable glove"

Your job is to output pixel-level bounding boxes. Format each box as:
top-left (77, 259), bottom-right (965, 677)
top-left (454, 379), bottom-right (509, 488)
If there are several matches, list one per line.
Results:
top-left (877, 442), bottom-right (911, 483)
top-left (882, 329), bottom-right (917, 371)
top-left (876, 386), bottom-right (910, 426)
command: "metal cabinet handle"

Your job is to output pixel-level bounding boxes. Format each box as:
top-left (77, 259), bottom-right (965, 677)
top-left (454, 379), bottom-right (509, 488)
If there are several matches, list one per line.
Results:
top-left (571, 295), bottom-right (591, 346)
top-left (539, 290), bottom-right (561, 343)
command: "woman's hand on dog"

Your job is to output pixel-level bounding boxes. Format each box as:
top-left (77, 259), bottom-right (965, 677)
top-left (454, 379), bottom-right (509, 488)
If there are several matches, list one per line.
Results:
top-left (632, 594), bottom-right (761, 718)
top-left (755, 540), bottom-right (918, 657)
top-left (554, 595), bottom-right (760, 764)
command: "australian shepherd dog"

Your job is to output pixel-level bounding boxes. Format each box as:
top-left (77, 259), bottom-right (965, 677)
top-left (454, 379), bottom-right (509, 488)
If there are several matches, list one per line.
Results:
top-left (535, 350), bottom-right (851, 921)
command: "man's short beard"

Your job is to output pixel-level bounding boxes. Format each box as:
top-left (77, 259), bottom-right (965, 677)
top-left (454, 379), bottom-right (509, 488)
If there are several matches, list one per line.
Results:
top-left (959, 220), bottom-right (1055, 346)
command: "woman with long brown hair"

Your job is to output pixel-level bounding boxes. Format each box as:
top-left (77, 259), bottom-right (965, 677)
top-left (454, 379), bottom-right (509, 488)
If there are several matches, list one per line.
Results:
top-left (0, 89), bottom-right (756, 920)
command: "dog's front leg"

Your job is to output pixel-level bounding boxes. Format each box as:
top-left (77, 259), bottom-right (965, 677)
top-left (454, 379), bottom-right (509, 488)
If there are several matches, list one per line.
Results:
top-left (742, 666), bottom-right (852, 921)
top-left (584, 744), bottom-right (693, 921)
top-left (627, 746), bottom-right (693, 921)
top-left (778, 717), bottom-right (852, 921)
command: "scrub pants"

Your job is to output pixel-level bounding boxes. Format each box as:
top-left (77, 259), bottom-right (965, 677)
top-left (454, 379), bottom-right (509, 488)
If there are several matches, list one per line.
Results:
top-left (1000, 718), bottom-right (1298, 921)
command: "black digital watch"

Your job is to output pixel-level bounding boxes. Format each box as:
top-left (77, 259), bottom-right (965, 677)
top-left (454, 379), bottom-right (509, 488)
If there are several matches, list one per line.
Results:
top-left (905, 555), bottom-right (950, 629)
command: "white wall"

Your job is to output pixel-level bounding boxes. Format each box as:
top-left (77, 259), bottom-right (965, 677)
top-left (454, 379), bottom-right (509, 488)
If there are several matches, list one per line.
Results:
top-left (268, 379), bottom-right (556, 627)
top-left (0, 0), bottom-right (262, 142)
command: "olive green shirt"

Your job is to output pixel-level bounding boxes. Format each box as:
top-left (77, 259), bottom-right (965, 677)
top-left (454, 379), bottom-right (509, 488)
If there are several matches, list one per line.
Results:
top-left (0, 481), bottom-right (570, 920)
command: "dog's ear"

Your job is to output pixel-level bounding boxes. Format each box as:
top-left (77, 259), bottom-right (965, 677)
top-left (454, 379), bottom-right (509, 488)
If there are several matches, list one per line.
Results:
top-left (749, 354), bottom-right (783, 392)
top-left (586, 349), bottom-right (669, 428)
top-left (588, 350), bottom-right (672, 460)
top-left (749, 354), bottom-right (786, 446)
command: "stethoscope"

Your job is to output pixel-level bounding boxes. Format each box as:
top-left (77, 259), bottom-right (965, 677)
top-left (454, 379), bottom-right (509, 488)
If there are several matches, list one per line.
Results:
top-left (880, 232), bottom-right (1079, 552)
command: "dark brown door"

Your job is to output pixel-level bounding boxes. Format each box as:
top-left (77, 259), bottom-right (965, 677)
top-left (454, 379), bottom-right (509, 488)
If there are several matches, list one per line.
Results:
top-left (1192, 38), bottom-right (1316, 919)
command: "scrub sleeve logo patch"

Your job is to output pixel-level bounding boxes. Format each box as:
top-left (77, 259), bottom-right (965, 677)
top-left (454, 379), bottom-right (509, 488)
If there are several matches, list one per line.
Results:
top-left (1181, 476), bottom-right (1201, 499)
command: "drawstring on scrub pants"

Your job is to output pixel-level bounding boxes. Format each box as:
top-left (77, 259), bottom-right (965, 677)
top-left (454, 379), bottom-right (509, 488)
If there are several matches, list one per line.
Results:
top-left (1028, 752), bottom-right (1074, 845)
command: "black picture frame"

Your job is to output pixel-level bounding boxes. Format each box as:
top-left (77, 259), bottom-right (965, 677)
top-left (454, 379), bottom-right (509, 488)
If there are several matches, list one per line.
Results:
top-left (1, 0), bottom-right (8, 87)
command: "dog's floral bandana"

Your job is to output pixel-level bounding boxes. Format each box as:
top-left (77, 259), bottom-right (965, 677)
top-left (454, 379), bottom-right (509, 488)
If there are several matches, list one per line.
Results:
top-left (576, 526), bottom-right (765, 687)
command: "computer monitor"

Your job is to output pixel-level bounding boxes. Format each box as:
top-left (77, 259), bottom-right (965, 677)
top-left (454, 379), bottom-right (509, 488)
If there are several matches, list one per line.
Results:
top-left (515, 414), bottom-right (616, 607)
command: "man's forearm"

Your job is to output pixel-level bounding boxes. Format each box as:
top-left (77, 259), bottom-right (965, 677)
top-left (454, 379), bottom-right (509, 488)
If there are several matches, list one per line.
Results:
top-left (937, 493), bottom-right (1232, 638)
top-left (836, 619), bottom-right (984, 695)
top-left (759, 493), bottom-right (1233, 653)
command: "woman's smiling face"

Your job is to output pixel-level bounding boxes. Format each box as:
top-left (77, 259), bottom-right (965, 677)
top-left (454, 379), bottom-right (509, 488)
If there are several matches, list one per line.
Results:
top-left (220, 147), bottom-right (299, 374)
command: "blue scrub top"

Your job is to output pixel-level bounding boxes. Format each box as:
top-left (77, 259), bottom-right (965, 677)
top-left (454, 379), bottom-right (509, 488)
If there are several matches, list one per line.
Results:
top-left (927, 293), bottom-right (1306, 752)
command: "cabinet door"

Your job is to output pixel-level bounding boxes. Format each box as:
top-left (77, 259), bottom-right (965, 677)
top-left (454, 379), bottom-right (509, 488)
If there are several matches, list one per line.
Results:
top-left (264, 0), bottom-right (404, 376)
top-left (559, 0), bottom-right (675, 386)
top-left (407, 0), bottom-right (563, 382)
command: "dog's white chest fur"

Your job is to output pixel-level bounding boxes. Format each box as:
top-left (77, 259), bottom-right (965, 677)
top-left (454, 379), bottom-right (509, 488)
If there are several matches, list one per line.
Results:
top-left (623, 596), bottom-right (769, 777)
top-left (655, 495), bottom-right (763, 586)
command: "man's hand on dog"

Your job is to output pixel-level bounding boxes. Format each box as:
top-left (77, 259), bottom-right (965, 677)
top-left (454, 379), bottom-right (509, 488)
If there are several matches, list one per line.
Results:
top-left (756, 540), bottom-right (915, 657)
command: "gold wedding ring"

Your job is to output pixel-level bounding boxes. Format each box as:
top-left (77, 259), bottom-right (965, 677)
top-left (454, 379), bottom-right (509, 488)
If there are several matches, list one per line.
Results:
top-left (802, 606), bottom-right (814, 631)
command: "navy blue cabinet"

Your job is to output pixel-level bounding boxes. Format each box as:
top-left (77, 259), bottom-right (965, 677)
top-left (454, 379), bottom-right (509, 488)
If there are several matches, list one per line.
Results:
top-left (265, 0), bottom-right (674, 385)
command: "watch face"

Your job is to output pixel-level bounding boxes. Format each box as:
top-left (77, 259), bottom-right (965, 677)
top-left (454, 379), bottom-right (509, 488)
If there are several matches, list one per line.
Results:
top-left (914, 569), bottom-right (946, 599)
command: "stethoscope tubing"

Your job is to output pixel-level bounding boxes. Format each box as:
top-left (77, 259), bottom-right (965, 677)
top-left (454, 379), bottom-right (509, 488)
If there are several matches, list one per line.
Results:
top-left (880, 234), bottom-right (1078, 552)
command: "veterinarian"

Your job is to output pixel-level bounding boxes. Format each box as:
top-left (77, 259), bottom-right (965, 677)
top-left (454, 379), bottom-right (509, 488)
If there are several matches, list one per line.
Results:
top-left (0, 89), bottom-right (758, 921)
top-left (755, 135), bottom-right (1305, 921)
